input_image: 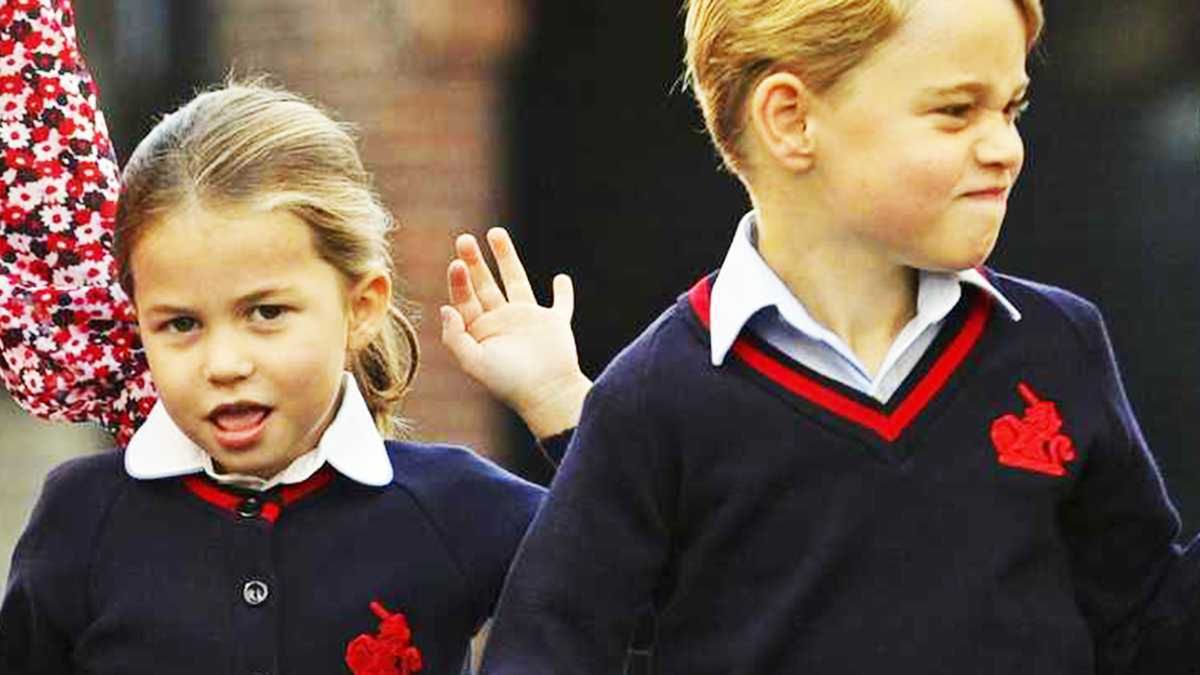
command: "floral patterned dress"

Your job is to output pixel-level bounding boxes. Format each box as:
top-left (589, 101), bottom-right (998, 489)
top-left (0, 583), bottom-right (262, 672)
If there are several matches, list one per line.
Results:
top-left (0, 0), bottom-right (154, 446)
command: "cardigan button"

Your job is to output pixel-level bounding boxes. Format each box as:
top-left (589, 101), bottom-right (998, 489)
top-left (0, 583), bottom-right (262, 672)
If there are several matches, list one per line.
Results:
top-left (237, 496), bottom-right (263, 518)
top-left (243, 580), bottom-right (270, 606)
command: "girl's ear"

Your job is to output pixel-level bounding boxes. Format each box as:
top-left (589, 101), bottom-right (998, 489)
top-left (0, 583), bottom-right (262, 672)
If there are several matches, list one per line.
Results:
top-left (346, 271), bottom-right (392, 353)
top-left (747, 71), bottom-right (817, 173)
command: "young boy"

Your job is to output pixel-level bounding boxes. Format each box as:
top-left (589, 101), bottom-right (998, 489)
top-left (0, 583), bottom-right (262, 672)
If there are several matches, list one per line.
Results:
top-left (476, 0), bottom-right (1200, 672)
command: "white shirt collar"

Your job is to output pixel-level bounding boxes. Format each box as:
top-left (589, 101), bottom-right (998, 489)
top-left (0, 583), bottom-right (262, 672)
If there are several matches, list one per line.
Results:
top-left (708, 211), bottom-right (1021, 366)
top-left (125, 372), bottom-right (394, 491)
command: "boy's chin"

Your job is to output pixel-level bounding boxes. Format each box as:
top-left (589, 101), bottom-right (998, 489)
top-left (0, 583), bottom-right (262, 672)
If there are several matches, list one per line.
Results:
top-left (921, 235), bottom-right (1000, 272)
top-left (905, 248), bottom-right (993, 274)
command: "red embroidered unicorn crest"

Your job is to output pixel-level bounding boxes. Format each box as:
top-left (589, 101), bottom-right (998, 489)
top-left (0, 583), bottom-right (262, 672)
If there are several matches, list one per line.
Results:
top-left (345, 601), bottom-right (423, 675)
top-left (990, 382), bottom-right (1076, 477)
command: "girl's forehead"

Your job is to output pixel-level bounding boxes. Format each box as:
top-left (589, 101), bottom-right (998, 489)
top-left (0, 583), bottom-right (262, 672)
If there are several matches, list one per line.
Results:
top-left (139, 204), bottom-right (316, 258)
top-left (131, 206), bottom-right (338, 296)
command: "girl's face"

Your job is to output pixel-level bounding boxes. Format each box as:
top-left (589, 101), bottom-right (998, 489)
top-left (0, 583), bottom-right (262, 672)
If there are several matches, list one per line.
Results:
top-left (132, 204), bottom-right (366, 478)
top-left (808, 0), bottom-right (1030, 271)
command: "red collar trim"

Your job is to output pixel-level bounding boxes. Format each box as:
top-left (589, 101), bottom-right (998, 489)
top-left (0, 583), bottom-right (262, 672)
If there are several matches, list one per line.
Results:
top-left (182, 466), bottom-right (336, 524)
top-left (688, 275), bottom-right (992, 442)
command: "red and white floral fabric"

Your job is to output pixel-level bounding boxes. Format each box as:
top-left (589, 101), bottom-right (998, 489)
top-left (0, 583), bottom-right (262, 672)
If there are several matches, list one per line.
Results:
top-left (0, 0), bottom-right (154, 446)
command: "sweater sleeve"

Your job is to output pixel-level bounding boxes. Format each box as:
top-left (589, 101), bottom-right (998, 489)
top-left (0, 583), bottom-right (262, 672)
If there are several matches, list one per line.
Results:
top-left (0, 453), bottom-right (125, 674)
top-left (534, 428), bottom-right (573, 466)
top-left (0, 0), bottom-right (154, 446)
top-left (480, 351), bottom-right (673, 674)
top-left (1057, 299), bottom-right (1200, 673)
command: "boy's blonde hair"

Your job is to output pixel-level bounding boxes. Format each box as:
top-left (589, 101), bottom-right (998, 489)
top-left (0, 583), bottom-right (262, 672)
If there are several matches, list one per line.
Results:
top-left (114, 81), bottom-right (419, 436)
top-left (684, 0), bottom-right (1045, 173)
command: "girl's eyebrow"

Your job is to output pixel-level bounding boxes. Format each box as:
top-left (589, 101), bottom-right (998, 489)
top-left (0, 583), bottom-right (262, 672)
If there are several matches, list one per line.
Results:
top-left (141, 303), bottom-right (194, 317)
top-left (141, 287), bottom-right (291, 316)
top-left (233, 286), bottom-right (291, 309)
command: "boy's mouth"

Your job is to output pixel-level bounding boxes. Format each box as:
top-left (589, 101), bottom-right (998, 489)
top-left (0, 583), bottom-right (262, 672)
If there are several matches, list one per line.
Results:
top-left (962, 186), bottom-right (1009, 200)
top-left (208, 402), bottom-right (272, 450)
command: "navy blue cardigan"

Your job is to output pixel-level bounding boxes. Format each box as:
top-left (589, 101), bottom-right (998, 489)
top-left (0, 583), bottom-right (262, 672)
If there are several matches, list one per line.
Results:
top-left (1, 442), bottom-right (544, 674)
top-left (481, 272), bottom-right (1200, 674)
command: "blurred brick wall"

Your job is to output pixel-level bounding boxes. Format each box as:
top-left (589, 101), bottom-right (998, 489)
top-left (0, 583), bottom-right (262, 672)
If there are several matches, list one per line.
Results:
top-left (215, 0), bottom-right (525, 459)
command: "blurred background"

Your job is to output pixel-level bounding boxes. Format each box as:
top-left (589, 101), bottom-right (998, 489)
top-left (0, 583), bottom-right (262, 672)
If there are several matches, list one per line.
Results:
top-left (1, 0), bottom-right (1198, 582)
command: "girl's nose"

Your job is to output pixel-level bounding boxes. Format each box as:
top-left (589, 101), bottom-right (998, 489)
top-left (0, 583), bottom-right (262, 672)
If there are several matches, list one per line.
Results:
top-left (202, 331), bottom-right (254, 384)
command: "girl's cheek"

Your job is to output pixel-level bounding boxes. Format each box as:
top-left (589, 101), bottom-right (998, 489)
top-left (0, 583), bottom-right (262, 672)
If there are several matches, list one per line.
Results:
top-left (271, 337), bottom-right (344, 381)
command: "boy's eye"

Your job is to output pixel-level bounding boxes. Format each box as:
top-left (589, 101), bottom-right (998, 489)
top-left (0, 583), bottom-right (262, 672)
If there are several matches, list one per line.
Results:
top-left (164, 316), bottom-right (198, 333)
top-left (937, 103), bottom-right (973, 118)
top-left (250, 304), bottom-right (288, 322)
top-left (1006, 99), bottom-right (1031, 122)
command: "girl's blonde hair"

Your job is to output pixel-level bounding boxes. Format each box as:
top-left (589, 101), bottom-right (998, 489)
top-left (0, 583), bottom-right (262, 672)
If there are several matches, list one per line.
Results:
top-left (114, 80), bottom-right (419, 436)
top-left (684, 0), bottom-right (1045, 173)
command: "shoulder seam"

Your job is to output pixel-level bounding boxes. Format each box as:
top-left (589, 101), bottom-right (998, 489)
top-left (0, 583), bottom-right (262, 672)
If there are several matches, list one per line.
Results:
top-left (388, 478), bottom-right (478, 618)
top-left (82, 458), bottom-right (135, 626)
top-left (1009, 284), bottom-right (1130, 469)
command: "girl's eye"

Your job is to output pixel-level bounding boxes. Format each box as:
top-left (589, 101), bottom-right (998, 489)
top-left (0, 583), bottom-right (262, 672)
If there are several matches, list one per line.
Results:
top-left (164, 316), bottom-right (198, 333)
top-left (250, 304), bottom-right (288, 322)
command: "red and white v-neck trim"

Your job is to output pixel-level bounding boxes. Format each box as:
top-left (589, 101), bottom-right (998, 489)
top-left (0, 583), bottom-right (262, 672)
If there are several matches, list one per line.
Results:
top-left (689, 275), bottom-right (993, 443)
top-left (182, 466), bottom-right (336, 524)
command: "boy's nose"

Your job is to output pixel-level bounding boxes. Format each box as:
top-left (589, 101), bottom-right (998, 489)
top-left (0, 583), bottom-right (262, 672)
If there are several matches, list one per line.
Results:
top-left (974, 117), bottom-right (1024, 172)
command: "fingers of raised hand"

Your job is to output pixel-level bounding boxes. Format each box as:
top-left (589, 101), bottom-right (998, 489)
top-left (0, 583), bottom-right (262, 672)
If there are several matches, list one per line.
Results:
top-left (439, 305), bottom-right (483, 367)
top-left (486, 227), bottom-right (536, 305)
top-left (447, 259), bottom-right (484, 326)
top-left (551, 273), bottom-right (574, 319)
top-left (455, 233), bottom-right (506, 310)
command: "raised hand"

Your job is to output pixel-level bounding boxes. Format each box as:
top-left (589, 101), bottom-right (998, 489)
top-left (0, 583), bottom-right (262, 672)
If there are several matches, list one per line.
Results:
top-left (440, 228), bottom-right (590, 439)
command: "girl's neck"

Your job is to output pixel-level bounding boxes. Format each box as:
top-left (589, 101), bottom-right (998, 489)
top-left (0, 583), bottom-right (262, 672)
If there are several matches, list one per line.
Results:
top-left (753, 202), bottom-right (918, 378)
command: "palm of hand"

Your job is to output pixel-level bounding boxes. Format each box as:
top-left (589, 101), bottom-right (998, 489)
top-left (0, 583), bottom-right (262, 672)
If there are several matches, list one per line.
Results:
top-left (440, 228), bottom-right (591, 438)
top-left (459, 301), bottom-right (581, 411)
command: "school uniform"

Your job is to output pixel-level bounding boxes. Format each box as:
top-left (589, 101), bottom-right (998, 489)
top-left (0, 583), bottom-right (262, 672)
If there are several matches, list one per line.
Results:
top-left (480, 214), bottom-right (1200, 674)
top-left (1, 375), bottom-right (544, 675)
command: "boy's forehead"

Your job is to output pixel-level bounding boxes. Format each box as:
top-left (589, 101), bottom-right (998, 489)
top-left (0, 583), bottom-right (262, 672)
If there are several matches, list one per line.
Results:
top-left (860, 0), bottom-right (1030, 88)
top-left (891, 0), bottom-right (1031, 49)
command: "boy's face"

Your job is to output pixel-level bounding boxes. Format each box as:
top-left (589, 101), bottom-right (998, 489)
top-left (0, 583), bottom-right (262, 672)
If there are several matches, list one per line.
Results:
top-left (809, 0), bottom-right (1030, 272)
top-left (132, 205), bottom-right (357, 478)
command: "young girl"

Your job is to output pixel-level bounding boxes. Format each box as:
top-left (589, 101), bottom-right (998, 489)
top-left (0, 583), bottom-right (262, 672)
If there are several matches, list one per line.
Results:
top-left (479, 0), bottom-right (1200, 673)
top-left (0, 0), bottom-right (585, 453)
top-left (0, 2), bottom-right (590, 673)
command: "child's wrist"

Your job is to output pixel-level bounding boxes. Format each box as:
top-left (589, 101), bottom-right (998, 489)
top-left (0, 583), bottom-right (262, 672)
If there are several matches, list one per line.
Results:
top-left (516, 372), bottom-right (592, 439)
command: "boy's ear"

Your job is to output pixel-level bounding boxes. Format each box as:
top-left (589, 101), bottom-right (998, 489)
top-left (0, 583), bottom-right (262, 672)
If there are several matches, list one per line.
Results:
top-left (748, 71), bottom-right (816, 173)
top-left (346, 271), bottom-right (392, 353)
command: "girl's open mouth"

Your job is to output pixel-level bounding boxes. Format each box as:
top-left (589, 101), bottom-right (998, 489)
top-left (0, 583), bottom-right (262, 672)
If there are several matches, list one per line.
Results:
top-left (208, 403), bottom-right (272, 450)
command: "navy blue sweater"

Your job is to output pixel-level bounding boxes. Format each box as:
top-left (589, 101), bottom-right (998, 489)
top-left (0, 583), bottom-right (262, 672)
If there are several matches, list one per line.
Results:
top-left (1, 442), bottom-right (544, 674)
top-left (481, 272), bottom-right (1200, 675)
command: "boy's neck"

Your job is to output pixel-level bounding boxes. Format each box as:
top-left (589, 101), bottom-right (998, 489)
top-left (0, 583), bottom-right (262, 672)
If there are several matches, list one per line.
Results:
top-left (753, 202), bottom-right (918, 378)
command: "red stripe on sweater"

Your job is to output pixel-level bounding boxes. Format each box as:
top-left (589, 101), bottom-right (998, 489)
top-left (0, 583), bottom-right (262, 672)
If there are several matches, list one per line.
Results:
top-left (182, 465), bottom-right (336, 524)
top-left (688, 275), bottom-right (991, 442)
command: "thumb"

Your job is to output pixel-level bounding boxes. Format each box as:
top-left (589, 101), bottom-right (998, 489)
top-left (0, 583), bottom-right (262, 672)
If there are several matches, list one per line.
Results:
top-left (551, 273), bottom-right (575, 319)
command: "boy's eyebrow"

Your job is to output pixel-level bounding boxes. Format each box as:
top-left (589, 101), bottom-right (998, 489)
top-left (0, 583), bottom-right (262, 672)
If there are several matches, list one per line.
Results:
top-left (922, 78), bottom-right (1031, 99)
